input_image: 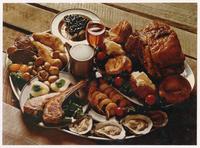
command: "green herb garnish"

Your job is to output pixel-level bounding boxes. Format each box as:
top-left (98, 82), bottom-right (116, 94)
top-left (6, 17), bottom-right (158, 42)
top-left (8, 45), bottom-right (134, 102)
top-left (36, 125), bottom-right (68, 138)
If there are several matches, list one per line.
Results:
top-left (62, 94), bottom-right (86, 119)
top-left (32, 85), bottom-right (41, 92)
top-left (10, 72), bottom-right (27, 89)
top-left (56, 79), bottom-right (66, 88)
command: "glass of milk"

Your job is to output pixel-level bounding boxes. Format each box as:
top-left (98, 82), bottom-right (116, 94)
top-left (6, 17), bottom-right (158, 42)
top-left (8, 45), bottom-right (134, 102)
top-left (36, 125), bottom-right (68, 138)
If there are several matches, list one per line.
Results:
top-left (69, 44), bottom-right (95, 78)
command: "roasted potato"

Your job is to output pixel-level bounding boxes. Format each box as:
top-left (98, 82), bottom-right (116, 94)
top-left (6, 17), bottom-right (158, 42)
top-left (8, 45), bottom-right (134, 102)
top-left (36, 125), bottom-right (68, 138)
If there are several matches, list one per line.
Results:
top-left (48, 75), bottom-right (59, 83)
top-left (43, 62), bottom-right (51, 71)
top-left (59, 53), bottom-right (68, 64)
top-left (49, 66), bottom-right (59, 75)
top-left (51, 59), bottom-right (63, 69)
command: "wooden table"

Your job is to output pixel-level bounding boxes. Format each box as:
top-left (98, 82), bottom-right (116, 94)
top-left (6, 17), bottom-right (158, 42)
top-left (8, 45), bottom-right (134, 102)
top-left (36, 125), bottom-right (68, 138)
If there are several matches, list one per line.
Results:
top-left (3, 3), bottom-right (197, 145)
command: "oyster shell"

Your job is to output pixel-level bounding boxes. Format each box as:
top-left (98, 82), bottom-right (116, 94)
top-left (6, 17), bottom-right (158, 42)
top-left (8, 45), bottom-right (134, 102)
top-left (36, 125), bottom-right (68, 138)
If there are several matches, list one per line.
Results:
top-left (121, 114), bottom-right (153, 135)
top-left (94, 121), bottom-right (126, 139)
top-left (69, 115), bottom-right (93, 135)
top-left (88, 109), bottom-right (117, 123)
top-left (147, 110), bottom-right (168, 128)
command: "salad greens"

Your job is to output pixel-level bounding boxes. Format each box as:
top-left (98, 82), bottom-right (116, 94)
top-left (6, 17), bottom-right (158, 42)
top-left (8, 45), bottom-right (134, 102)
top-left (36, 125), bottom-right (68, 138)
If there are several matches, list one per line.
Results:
top-left (62, 93), bottom-right (88, 119)
top-left (10, 72), bottom-right (27, 89)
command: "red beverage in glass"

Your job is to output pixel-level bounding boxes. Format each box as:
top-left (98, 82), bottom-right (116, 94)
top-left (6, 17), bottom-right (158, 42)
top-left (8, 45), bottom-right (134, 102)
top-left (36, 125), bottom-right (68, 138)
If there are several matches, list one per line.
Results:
top-left (86, 21), bottom-right (106, 48)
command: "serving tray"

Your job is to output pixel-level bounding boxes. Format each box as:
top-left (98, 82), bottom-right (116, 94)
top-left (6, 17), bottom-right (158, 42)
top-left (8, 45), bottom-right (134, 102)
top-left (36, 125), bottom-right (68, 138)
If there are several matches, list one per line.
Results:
top-left (6, 9), bottom-right (195, 141)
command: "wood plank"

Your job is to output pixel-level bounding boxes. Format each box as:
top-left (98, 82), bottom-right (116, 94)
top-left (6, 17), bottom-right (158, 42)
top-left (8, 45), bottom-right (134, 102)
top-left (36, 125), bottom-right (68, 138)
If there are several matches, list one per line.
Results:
top-left (3, 27), bottom-right (25, 52)
top-left (168, 3), bottom-right (197, 11)
top-left (35, 3), bottom-right (196, 58)
top-left (3, 3), bottom-right (53, 33)
top-left (105, 3), bottom-right (197, 33)
top-left (3, 103), bottom-right (95, 145)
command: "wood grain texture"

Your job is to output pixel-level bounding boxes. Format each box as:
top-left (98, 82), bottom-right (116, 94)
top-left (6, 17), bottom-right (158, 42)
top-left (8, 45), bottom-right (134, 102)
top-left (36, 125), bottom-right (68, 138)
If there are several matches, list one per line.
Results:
top-left (3, 27), bottom-right (25, 52)
top-left (104, 3), bottom-right (197, 33)
top-left (3, 103), bottom-right (95, 145)
top-left (3, 3), bottom-right (54, 33)
top-left (38, 3), bottom-right (196, 58)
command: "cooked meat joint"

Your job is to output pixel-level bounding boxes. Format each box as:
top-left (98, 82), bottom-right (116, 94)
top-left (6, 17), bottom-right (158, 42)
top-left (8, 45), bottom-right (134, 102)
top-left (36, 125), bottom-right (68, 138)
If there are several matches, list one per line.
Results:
top-left (125, 21), bottom-right (185, 78)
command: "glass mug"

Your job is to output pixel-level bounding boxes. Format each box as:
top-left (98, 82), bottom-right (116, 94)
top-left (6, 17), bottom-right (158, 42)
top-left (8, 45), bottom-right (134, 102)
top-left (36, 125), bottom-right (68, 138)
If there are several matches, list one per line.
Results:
top-left (86, 20), bottom-right (106, 48)
top-left (69, 44), bottom-right (95, 79)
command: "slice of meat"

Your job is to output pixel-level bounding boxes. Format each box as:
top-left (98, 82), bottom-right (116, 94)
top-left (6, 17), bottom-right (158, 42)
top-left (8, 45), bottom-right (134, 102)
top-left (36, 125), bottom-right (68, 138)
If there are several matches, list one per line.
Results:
top-left (42, 80), bottom-right (86, 125)
top-left (23, 92), bottom-right (59, 116)
top-left (8, 49), bottom-right (36, 64)
top-left (14, 35), bottom-right (36, 52)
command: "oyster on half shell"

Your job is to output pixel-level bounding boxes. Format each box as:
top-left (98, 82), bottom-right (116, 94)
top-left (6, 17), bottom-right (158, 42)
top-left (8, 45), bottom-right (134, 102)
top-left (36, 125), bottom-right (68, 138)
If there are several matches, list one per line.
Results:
top-left (69, 115), bottom-right (93, 135)
top-left (121, 114), bottom-right (153, 135)
top-left (94, 121), bottom-right (126, 139)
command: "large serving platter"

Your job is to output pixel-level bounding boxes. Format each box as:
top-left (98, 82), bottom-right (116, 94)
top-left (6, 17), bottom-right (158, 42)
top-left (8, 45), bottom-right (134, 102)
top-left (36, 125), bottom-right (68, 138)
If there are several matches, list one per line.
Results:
top-left (7, 9), bottom-right (195, 141)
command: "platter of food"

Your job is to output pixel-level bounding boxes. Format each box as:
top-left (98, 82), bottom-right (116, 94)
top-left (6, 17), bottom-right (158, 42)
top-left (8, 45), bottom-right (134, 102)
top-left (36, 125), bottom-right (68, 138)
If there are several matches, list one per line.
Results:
top-left (6, 9), bottom-right (195, 141)
top-left (51, 9), bottom-right (100, 46)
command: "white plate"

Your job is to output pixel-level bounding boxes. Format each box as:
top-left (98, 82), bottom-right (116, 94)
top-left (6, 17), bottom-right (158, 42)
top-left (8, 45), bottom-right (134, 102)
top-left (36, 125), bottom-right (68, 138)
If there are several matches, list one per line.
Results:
top-left (51, 9), bottom-right (100, 46)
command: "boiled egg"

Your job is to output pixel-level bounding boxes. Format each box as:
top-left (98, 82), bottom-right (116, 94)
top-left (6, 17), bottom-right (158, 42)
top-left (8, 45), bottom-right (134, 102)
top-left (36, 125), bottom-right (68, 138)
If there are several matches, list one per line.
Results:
top-left (30, 81), bottom-right (50, 97)
top-left (50, 78), bottom-right (71, 92)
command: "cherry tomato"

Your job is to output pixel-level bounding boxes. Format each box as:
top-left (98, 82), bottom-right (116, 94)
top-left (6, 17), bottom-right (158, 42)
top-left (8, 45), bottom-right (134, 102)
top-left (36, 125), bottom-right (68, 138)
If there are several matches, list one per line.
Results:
top-left (119, 99), bottom-right (127, 107)
top-left (145, 94), bottom-right (156, 105)
top-left (115, 107), bottom-right (124, 117)
top-left (114, 76), bottom-right (123, 87)
top-left (97, 51), bottom-right (106, 61)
